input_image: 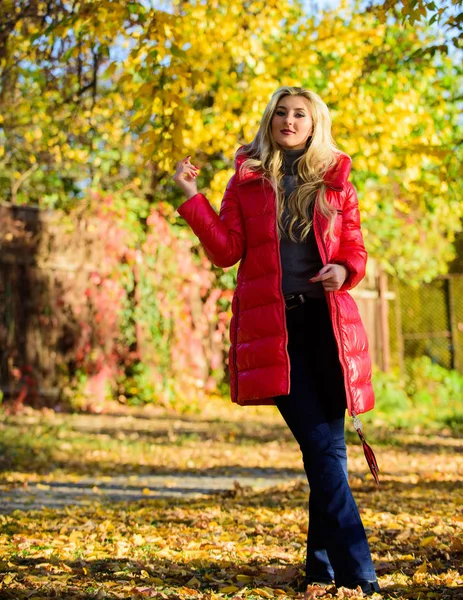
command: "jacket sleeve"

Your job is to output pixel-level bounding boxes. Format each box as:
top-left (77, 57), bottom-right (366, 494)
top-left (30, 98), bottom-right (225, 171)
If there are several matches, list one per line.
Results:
top-left (333, 182), bottom-right (368, 292)
top-left (176, 174), bottom-right (245, 268)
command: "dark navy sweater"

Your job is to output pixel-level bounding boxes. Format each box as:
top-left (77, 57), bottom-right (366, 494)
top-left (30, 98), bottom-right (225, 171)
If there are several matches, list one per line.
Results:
top-left (280, 148), bottom-right (325, 297)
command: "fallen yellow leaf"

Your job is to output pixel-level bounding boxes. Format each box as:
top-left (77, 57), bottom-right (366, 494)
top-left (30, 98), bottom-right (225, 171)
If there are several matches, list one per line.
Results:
top-left (133, 534), bottom-right (145, 545)
top-left (420, 536), bottom-right (436, 547)
top-left (251, 588), bottom-right (274, 598)
top-left (219, 585), bottom-right (240, 594)
top-left (236, 574), bottom-right (253, 583)
top-left (2, 573), bottom-right (15, 585)
top-left (415, 561), bottom-right (428, 574)
top-left (187, 576), bottom-right (201, 588)
top-left (36, 483), bottom-right (50, 490)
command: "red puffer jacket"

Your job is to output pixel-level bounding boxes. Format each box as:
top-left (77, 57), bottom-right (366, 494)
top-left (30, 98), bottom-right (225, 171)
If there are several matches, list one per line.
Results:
top-left (177, 149), bottom-right (374, 416)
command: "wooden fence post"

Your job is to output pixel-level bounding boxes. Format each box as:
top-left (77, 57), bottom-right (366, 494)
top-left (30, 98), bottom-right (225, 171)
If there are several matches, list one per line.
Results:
top-left (447, 277), bottom-right (457, 371)
top-left (378, 267), bottom-right (390, 372)
top-left (394, 279), bottom-right (405, 375)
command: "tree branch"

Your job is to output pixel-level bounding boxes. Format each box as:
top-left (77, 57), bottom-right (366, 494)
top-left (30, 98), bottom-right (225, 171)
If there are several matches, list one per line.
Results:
top-left (10, 163), bottom-right (39, 204)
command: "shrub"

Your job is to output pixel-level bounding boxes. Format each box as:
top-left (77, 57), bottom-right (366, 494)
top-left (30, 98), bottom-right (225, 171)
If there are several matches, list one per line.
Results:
top-left (367, 357), bottom-right (463, 429)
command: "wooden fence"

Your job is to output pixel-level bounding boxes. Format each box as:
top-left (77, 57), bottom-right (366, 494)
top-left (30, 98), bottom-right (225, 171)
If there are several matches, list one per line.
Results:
top-left (394, 274), bottom-right (463, 373)
top-left (0, 203), bottom-right (99, 401)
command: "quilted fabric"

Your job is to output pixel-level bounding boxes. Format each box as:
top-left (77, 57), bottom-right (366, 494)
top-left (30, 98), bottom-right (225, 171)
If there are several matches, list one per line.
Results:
top-left (177, 149), bottom-right (375, 416)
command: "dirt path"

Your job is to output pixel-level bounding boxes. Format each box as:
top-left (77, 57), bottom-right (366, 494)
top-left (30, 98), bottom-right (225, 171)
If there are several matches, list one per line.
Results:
top-left (0, 471), bottom-right (303, 513)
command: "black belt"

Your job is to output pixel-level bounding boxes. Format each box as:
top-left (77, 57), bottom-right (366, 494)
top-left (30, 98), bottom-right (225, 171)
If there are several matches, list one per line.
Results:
top-left (284, 293), bottom-right (308, 310)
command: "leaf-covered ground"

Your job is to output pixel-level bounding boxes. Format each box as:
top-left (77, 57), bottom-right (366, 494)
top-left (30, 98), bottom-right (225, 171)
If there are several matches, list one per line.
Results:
top-left (0, 401), bottom-right (462, 599)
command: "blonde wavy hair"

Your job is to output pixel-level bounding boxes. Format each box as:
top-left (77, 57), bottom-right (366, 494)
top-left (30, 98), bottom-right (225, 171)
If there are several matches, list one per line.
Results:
top-left (236, 86), bottom-right (339, 242)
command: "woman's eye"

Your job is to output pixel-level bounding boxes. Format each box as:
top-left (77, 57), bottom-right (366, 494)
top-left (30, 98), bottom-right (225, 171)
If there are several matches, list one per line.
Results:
top-left (276, 111), bottom-right (305, 117)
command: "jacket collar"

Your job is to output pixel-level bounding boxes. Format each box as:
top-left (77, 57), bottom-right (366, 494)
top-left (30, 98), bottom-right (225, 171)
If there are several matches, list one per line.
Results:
top-left (235, 149), bottom-right (352, 192)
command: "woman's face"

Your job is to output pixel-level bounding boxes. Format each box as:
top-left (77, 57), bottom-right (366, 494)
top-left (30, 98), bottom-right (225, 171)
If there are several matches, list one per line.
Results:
top-left (271, 95), bottom-right (313, 150)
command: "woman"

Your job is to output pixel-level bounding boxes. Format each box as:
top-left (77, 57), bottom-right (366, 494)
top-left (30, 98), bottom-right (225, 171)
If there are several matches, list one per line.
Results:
top-left (172, 86), bottom-right (380, 596)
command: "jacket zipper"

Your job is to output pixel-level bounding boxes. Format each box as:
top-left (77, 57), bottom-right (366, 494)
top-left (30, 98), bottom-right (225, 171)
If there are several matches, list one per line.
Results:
top-left (274, 188), bottom-right (291, 394)
top-left (313, 199), bottom-right (354, 414)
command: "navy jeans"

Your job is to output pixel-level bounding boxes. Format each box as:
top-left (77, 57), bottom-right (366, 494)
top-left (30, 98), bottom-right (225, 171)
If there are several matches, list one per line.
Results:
top-left (274, 297), bottom-right (377, 588)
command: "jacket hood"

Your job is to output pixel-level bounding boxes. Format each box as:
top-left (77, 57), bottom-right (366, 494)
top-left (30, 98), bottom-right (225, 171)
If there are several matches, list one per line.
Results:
top-left (234, 147), bottom-right (352, 192)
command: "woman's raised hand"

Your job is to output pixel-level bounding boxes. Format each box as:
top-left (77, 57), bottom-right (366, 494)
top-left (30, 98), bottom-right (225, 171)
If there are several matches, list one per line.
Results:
top-left (172, 155), bottom-right (200, 199)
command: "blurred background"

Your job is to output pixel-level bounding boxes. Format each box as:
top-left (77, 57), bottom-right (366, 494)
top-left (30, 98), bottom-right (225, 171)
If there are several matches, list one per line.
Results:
top-left (0, 0), bottom-right (462, 428)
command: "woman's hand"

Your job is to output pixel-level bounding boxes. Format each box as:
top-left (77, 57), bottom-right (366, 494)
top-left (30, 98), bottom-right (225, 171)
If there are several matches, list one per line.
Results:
top-left (309, 263), bottom-right (348, 292)
top-left (172, 155), bottom-right (200, 199)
